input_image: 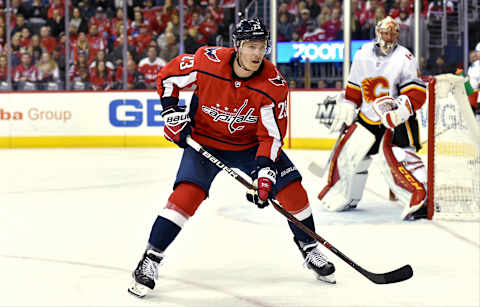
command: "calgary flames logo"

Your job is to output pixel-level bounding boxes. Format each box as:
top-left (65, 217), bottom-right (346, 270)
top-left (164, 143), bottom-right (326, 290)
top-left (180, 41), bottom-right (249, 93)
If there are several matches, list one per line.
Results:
top-left (361, 77), bottom-right (390, 102)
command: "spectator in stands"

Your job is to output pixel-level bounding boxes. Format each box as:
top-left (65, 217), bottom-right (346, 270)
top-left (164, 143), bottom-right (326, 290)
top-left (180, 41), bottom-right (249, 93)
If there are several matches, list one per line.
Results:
top-left (166, 12), bottom-right (181, 39)
top-left (131, 8), bottom-right (147, 38)
top-left (89, 49), bottom-right (115, 73)
top-left (69, 50), bottom-right (89, 82)
top-left (87, 24), bottom-right (107, 59)
top-left (25, 0), bottom-right (48, 28)
top-left (159, 32), bottom-right (179, 62)
top-left (51, 45), bottom-right (65, 80)
top-left (39, 26), bottom-right (57, 54)
top-left (142, 0), bottom-right (162, 24)
top-left (278, 2), bottom-right (295, 23)
top-left (334, 80), bottom-right (343, 89)
top-left (37, 51), bottom-right (60, 84)
top-left (12, 14), bottom-right (28, 37)
top-left (111, 8), bottom-right (132, 38)
top-left (90, 60), bottom-right (114, 90)
top-left (187, 11), bottom-right (203, 30)
top-left (47, 8), bottom-right (65, 38)
top-left (0, 54), bottom-right (7, 81)
top-left (317, 6), bottom-right (331, 28)
top-left (138, 45), bottom-right (166, 89)
top-left (317, 80), bottom-right (327, 89)
top-left (0, 25), bottom-right (5, 50)
top-left (395, 8), bottom-right (413, 51)
top-left (10, 32), bottom-right (23, 65)
top-left (198, 11), bottom-right (218, 45)
top-left (278, 13), bottom-right (295, 41)
top-left (13, 51), bottom-right (38, 89)
top-left (150, 9), bottom-right (166, 36)
top-left (286, 0), bottom-right (299, 17)
top-left (77, 0), bottom-right (96, 19)
top-left (47, 0), bottom-right (64, 19)
top-left (27, 34), bottom-right (43, 63)
top-left (303, 20), bottom-right (325, 41)
top-left (295, 8), bottom-right (313, 38)
top-left (207, 0), bottom-right (225, 36)
top-left (135, 24), bottom-right (153, 57)
top-left (115, 58), bottom-right (146, 90)
top-left (369, 6), bottom-right (386, 39)
top-left (184, 27), bottom-right (203, 54)
top-left (71, 7), bottom-right (89, 34)
top-left (305, 0), bottom-right (321, 20)
top-left (19, 27), bottom-right (32, 48)
top-left (73, 32), bottom-right (92, 64)
top-left (323, 7), bottom-right (341, 40)
top-left (89, 6), bottom-right (111, 40)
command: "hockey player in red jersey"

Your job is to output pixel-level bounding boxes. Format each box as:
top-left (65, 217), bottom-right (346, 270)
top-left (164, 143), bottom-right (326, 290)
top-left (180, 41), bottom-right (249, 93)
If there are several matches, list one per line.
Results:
top-left (317, 16), bottom-right (428, 220)
top-left (128, 18), bottom-right (336, 298)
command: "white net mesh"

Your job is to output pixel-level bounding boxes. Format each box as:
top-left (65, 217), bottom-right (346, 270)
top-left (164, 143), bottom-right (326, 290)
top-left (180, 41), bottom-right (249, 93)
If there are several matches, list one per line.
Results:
top-left (432, 74), bottom-right (480, 220)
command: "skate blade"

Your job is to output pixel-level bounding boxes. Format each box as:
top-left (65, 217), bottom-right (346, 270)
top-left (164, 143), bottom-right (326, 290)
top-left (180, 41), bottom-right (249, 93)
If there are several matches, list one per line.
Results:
top-left (128, 281), bottom-right (149, 298)
top-left (316, 272), bottom-right (336, 284)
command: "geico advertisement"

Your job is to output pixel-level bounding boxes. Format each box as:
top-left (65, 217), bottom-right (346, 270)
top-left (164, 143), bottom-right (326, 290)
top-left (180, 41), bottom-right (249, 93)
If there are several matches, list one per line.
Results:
top-left (1, 90), bottom-right (342, 140)
top-left (0, 92), bottom-right (193, 137)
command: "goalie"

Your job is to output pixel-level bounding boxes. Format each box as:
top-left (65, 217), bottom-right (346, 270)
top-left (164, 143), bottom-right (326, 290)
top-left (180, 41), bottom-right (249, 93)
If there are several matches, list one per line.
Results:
top-left (317, 16), bottom-right (428, 220)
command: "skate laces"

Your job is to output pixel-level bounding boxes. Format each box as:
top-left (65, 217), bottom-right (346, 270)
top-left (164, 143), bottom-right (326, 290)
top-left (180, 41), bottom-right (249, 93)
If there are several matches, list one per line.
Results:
top-left (304, 247), bottom-right (328, 269)
top-left (141, 255), bottom-right (161, 280)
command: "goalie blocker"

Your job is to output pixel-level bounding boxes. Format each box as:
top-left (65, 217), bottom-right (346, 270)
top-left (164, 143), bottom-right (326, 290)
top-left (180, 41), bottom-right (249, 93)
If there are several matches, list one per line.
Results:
top-left (319, 114), bottom-right (427, 219)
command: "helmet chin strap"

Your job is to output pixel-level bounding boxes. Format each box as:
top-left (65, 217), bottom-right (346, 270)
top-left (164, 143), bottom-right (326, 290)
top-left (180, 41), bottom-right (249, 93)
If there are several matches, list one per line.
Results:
top-left (236, 54), bottom-right (253, 72)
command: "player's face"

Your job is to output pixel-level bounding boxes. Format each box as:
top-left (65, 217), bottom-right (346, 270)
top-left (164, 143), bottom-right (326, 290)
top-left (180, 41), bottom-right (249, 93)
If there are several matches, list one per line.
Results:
top-left (238, 40), bottom-right (266, 71)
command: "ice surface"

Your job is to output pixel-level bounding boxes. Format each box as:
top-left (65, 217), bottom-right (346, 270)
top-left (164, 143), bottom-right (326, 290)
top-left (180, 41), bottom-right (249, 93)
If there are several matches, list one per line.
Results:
top-left (1, 148), bottom-right (478, 306)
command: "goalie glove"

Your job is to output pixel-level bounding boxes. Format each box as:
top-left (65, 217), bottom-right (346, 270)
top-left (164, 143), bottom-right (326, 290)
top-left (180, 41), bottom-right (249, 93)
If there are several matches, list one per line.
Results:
top-left (330, 98), bottom-right (357, 133)
top-left (161, 105), bottom-right (191, 148)
top-left (373, 95), bottom-right (413, 130)
top-left (246, 157), bottom-right (277, 209)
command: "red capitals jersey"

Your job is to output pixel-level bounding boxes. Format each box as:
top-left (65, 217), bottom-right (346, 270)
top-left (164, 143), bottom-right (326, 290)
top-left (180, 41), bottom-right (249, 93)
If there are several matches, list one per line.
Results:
top-left (157, 47), bottom-right (289, 162)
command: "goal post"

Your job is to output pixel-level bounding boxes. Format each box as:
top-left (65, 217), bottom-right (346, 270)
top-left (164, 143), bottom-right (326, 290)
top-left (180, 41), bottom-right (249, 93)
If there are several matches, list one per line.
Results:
top-left (426, 74), bottom-right (480, 221)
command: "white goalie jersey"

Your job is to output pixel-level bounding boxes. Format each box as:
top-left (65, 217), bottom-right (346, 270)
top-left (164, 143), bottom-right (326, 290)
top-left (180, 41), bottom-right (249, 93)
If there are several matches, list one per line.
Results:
top-left (345, 42), bottom-right (427, 123)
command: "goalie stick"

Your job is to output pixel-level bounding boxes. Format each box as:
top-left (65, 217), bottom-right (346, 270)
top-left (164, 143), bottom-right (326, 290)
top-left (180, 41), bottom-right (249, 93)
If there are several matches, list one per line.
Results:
top-left (186, 135), bottom-right (413, 284)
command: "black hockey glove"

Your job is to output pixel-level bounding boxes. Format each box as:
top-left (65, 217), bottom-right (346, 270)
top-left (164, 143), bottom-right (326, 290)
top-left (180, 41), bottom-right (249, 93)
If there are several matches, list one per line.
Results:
top-left (161, 105), bottom-right (191, 148)
top-left (246, 157), bottom-right (277, 209)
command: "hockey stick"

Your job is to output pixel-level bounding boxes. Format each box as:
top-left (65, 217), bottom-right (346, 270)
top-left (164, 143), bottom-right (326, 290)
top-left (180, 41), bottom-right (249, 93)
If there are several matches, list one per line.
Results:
top-left (186, 135), bottom-right (413, 284)
top-left (307, 124), bottom-right (346, 178)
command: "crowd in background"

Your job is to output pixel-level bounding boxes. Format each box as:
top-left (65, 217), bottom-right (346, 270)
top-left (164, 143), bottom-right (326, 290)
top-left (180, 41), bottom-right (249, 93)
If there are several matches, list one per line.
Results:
top-left (0, 0), bottom-right (478, 91)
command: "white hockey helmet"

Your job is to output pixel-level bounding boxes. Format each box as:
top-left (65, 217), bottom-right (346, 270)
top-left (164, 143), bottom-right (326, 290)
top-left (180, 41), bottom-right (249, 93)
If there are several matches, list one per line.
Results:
top-left (375, 16), bottom-right (400, 55)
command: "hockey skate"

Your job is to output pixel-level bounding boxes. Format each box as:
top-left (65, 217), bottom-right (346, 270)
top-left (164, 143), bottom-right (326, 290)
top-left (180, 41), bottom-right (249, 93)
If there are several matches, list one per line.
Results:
top-left (294, 239), bottom-right (336, 284)
top-left (128, 250), bottom-right (163, 298)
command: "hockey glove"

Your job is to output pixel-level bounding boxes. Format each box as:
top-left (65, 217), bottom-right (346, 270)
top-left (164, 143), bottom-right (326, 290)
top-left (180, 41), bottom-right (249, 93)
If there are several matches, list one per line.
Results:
top-left (246, 158), bottom-right (277, 209)
top-left (373, 95), bottom-right (413, 130)
top-left (330, 99), bottom-right (357, 133)
top-left (161, 105), bottom-right (191, 148)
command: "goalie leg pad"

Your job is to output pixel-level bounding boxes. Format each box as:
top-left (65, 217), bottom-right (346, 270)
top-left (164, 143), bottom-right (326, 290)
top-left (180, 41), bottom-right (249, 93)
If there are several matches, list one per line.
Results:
top-left (378, 130), bottom-right (427, 219)
top-left (318, 123), bottom-right (376, 211)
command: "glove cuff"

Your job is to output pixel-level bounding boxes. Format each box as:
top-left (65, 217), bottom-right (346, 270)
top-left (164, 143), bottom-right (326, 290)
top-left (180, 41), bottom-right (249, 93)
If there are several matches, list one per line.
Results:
top-left (258, 167), bottom-right (276, 184)
top-left (161, 97), bottom-right (179, 110)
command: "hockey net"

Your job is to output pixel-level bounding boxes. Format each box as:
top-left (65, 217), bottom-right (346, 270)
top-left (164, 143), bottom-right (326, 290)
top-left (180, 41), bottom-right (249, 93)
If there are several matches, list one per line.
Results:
top-left (426, 74), bottom-right (480, 221)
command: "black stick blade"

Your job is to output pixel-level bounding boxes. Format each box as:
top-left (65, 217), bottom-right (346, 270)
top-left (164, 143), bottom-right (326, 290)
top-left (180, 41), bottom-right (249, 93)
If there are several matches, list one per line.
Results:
top-left (362, 264), bottom-right (413, 284)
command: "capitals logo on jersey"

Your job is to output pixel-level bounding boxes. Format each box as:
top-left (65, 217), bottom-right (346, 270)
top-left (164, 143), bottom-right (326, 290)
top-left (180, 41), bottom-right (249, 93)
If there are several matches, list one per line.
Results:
top-left (268, 68), bottom-right (287, 87)
top-left (361, 77), bottom-right (390, 102)
top-left (201, 99), bottom-right (258, 133)
top-left (204, 47), bottom-right (221, 62)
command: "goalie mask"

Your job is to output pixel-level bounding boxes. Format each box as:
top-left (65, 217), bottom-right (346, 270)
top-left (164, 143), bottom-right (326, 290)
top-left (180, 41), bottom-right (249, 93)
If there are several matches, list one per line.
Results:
top-left (232, 18), bottom-right (271, 55)
top-left (375, 16), bottom-right (400, 56)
